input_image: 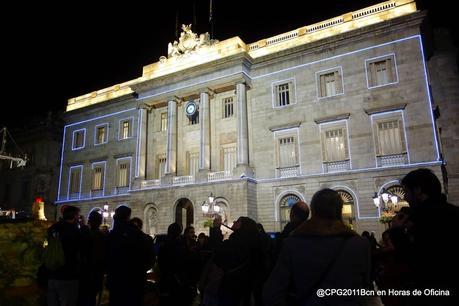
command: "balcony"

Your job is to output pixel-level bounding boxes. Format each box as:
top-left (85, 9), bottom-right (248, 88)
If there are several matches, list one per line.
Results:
top-left (276, 165), bottom-right (300, 178)
top-left (173, 175), bottom-right (194, 185)
top-left (323, 160), bottom-right (350, 173)
top-left (68, 193), bottom-right (80, 200)
top-left (141, 179), bottom-right (160, 189)
top-left (208, 171), bottom-right (232, 182)
top-left (90, 190), bottom-right (103, 197)
top-left (377, 153), bottom-right (408, 167)
top-left (115, 186), bottom-right (129, 194)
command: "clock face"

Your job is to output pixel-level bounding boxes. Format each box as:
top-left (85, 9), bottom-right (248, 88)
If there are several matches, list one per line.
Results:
top-left (186, 102), bottom-right (196, 115)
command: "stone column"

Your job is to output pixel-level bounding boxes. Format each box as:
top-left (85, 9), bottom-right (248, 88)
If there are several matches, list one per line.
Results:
top-left (136, 107), bottom-right (148, 179)
top-left (165, 98), bottom-right (178, 176)
top-left (199, 90), bottom-right (211, 171)
top-left (235, 82), bottom-right (253, 178)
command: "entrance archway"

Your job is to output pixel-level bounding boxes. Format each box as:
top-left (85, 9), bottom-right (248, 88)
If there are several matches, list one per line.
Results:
top-left (175, 198), bottom-right (194, 230)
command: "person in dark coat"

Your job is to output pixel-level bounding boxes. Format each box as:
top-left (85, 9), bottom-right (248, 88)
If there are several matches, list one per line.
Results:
top-left (210, 216), bottom-right (264, 306)
top-left (158, 222), bottom-right (189, 306)
top-left (401, 168), bottom-right (459, 305)
top-left (47, 205), bottom-right (83, 306)
top-left (106, 206), bottom-right (153, 306)
top-left (273, 201), bottom-right (310, 266)
top-left (78, 210), bottom-right (107, 306)
top-left (263, 189), bottom-right (370, 306)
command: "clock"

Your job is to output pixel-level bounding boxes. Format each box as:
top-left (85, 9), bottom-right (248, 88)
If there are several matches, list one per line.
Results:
top-left (185, 101), bottom-right (197, 117)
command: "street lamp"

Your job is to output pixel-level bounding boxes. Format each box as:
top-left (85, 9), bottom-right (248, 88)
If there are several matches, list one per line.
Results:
top-left (102, 204), bottom-right (115, 225)
top-left (373, 188), bottom-right (400, 225)
top-left (201, 193), bottom-right (221, 218)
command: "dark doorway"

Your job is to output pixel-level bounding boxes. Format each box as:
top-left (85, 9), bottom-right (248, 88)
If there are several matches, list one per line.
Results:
top-left (175, 198), bottom-right (194, 230)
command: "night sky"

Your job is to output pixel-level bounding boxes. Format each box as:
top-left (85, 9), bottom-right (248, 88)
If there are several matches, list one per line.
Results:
top-left (1, 0), bottom-right (454, 128)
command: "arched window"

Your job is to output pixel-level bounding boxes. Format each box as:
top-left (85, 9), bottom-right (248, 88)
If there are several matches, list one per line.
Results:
top-left (279, 194), bottom-right (301, 229)
top-left (337, 190), bottom-right (355, 226)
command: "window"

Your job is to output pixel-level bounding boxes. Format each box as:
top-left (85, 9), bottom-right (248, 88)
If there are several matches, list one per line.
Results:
top-left (366, 54), bottom-right (397, 88)
top-left (275, 131), bottom-right (300, 178)
top-left (278, 137), bottom-right (298, 167)
top-left (222, 146), bottom-right (236, 172)
top-left (160, 112), bottom-right (167, 131)
top-left (157, 156), bottom-right (166, 179)
top-left (91, 163), bottom-right (105, 191)
top-left (116, 159), bottom-right (130, 187)
top-left (72, 129), bottom-right (85, 150)
top-left (279, 194), bottom-right (301, 228)
top-left (119, 118), bottom-right (132, 139)
top-left (69, 166), bottom-right (82, 196)
top-left (317, 68), bottom-right (343, 98)
top-left (273, 80), bottom-right (296, 107)
top-left (95, 124), bottom-right (108, 144)
top-left (376, 120), bottom-right (404, 155)
top-left (372, 112), bottom-right (408, 166)
top-left (187, 152), bottom-right (199, 176)
top-left (223, 97), bottom-right (234, 118)
top-left (322, 128), bottom-right (348, 162)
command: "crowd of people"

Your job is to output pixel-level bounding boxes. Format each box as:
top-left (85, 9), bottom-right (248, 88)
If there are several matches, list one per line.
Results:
top-left (41, 168), bottom-right (458, 306)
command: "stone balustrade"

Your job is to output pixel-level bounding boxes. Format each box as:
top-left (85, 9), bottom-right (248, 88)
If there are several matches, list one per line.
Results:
top-left (208, 171), bottom-right (232, 182)
top-left (277, 165), bottom-right (300, 178)
top-left (172, 175), bottom-right (194, 185)
top-left (324, 160), bottom-right (351, 173)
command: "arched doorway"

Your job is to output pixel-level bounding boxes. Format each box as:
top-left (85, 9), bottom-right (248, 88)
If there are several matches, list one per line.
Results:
top-left (144, 204), bottom-right (158, 237)
top-left (175, 198), bottom-right (194, 230)
top-left (87, 207), bottom-right (102, 220)
top-left (279, 193), bottom-right (302, 229)
top-left (336, 190), bottom-right (355, 227)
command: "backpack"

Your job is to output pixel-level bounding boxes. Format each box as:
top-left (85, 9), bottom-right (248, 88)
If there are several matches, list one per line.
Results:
top-left (44, 230), bottom-right (65, 271)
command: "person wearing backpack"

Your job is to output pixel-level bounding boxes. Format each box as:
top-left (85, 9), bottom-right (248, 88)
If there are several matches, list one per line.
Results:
top-left (46, 205), bottom-right (83, 306)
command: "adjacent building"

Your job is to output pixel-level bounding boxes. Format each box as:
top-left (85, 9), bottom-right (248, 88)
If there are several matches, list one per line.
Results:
top-left (56, 0), bottom-right (449, 236)
top-left (0, 112), bottom-right (63, 220)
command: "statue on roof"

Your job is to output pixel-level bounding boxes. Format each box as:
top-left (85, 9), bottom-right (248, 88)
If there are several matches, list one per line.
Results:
top-left (165, 24), bottom-right (217, 59)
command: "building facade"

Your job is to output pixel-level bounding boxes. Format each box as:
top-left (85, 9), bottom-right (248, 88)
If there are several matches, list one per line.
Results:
top-left (57, 0), bottom-right (446, 237)
top-left (0, 112), bottom-right (63, 220)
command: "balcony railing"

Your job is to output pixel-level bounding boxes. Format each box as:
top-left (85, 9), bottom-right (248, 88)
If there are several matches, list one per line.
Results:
top-left (173, 175), bottom-right (194, 185)
top-left (208, 171), bottom-right (232, 182)
top-left (323, 160), bottom-right (350, 173)
top-left (276, 165), bottom-right (300, 178)
top-left (69, 193), bottom-right (80, 200)
top-left (115, 186), bottom-right (129, 194)
top-left (378, 153), bottom-right (408, 167)
top-left (141, 179), bottom-right (160, 189)
top-left (90, 190), bottom-right (103, 197)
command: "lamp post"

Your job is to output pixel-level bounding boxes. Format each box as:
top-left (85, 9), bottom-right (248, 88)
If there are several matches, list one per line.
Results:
top-left (373, 188), bottom-right (399, 226)
top-left (102, 204), bottom-right (115, 226)
top-left (201, 193), bottom-right (221, 218)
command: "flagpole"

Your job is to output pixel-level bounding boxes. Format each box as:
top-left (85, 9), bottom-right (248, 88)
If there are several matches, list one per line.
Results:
top-left (209, 0), bottom-right (214, 39)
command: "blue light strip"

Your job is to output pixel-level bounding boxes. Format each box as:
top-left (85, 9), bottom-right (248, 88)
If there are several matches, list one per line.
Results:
top-left (57, 127), bottom-right (67, 201)
top-left (71, 128), bottom-right (86, 151)
top-left (57, 108), bottom-right (136, 202)
top-left (251, 35), bottom-right (419, 80)
top-left (135, 109), bottom-right (142, 178)
top-left (418, 36), bottom-right (441, 161)
top-left (66, 108), bottom-right (137, 128)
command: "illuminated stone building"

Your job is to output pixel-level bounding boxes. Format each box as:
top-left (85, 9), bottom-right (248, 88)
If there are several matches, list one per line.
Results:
top-left (57, 0), bottom-right (447, 236)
